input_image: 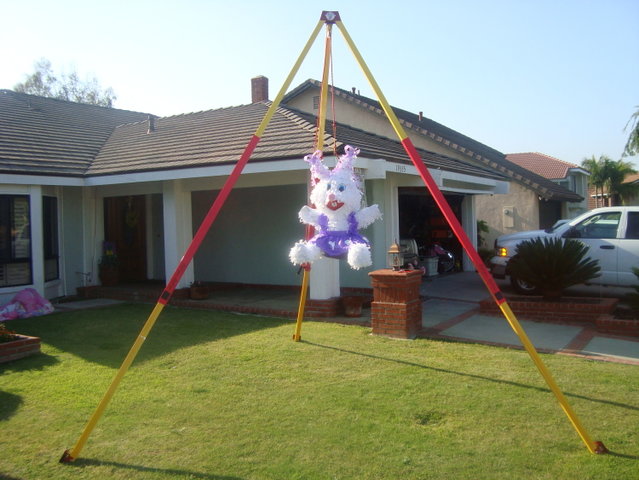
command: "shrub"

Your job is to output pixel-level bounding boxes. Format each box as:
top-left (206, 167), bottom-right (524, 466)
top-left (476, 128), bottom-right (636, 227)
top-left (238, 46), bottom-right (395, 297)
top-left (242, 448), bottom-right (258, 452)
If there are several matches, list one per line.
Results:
top-left (0, 322), bottom-right (18, 343)
top-left (508, 237), bottom-right (600, 300)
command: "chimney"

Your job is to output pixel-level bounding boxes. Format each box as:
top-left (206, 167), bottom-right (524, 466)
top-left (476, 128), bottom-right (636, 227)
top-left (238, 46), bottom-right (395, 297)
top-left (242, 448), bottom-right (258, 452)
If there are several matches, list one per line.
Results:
top-left (147, 115), bottom-right (156, 134)
top-left (418, 111), bottom-right (423, 122)
top-left (251, 76), bottom-right (269, 103)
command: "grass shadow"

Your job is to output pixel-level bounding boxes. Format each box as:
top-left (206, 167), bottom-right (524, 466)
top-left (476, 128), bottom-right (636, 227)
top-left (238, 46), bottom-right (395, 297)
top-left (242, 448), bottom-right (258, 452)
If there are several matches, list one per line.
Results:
top-left (0, 351), bottom-right (59, 373)
top-left (8, 304), bottom-right (290, 368)
top-left (0, 390), bottom-right (23, 421)
top-left (605, 451), bottom-right (639, 460)
top-left (68, 457), bottom-right (244, 479)
top-left (304, 341), bottom-right (639, 412)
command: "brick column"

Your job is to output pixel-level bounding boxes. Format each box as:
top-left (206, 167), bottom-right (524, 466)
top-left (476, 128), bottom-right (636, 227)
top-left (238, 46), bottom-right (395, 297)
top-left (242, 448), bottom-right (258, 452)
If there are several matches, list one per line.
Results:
top-left (368, 269), bottom-right (423, 339)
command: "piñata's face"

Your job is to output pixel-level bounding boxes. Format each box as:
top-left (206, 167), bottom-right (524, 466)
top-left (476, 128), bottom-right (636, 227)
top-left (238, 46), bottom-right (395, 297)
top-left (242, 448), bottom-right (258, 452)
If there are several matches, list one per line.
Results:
top-left (310, 168), bottom-right (361, 219)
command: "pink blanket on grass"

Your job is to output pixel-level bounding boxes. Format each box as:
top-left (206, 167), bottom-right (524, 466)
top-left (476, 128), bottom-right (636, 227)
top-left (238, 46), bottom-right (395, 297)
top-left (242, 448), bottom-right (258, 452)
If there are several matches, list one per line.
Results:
top-left (0, 288), bottom-right (54, 321)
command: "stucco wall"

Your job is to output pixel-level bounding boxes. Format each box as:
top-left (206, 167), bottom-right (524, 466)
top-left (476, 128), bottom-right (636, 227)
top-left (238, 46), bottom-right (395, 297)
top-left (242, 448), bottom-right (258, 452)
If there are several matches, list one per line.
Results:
top-left (190, 181), bottom-right (385, 289)
top-left (285, 91), bottom-right (475, 162)
top-left (474, 183), bottom-right (540, 248)
top-left (191, 184), bottom-right (304, 286)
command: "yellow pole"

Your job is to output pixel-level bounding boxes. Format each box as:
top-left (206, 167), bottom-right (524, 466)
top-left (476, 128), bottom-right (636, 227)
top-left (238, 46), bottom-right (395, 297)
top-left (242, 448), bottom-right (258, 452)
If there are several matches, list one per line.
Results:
top-left (293, 267), bottom-right (309, 341)
top-left (293, 20), bottom-right (334, 342)
top-left (498, 303), bottom-right (602, 453)
top-left (61, 19), bottom-right (326, 463)
top-left (335, 18), bottom-right (605, 454)
top-left (60, 303), bottom-right (165, 462)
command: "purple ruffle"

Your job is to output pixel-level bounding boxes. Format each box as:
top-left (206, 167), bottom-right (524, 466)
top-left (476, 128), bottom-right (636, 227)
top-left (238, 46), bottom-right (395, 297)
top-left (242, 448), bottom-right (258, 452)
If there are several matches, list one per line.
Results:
top-left (310, 212), bottom-right (369, 259)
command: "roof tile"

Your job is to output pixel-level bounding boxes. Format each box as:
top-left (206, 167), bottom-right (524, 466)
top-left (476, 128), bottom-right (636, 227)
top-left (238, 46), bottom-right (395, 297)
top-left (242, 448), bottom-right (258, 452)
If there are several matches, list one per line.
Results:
top-left (506, 152), bottom-right (581, 180)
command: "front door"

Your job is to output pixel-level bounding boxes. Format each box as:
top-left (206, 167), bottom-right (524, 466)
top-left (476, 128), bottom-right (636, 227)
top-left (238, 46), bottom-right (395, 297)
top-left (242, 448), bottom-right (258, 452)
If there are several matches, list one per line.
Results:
top-left (104, 195), bottom-right (147, 282)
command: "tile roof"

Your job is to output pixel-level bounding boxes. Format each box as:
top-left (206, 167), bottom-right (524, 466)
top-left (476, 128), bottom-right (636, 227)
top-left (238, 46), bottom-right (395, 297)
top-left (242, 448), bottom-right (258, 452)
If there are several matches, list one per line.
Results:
top-left (0, 89), bottom-right (505, 182)
top-left (91, 102), bottom-right (506, 180)
top-left (623, 173), bottom-right (639, 184)
top-left (282, 80), bottom-right (583, 202)
top-left (506, 152), bottom-right (583, 180)
top-left (0, 89), bottom-right (150, 176)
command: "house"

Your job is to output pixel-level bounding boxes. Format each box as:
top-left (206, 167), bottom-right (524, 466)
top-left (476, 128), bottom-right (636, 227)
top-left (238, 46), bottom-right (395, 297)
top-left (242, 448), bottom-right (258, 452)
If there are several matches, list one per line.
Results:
top-left (0, 81), bottom-right (509, 304)
top-left (621, 173), bottom-right (639, 206)
top-left (282, 80), bottom-right (584, 249)
top-left (586, 172), bottom-right (639, 209)
top-left (506, 152), bottom-right (589, 220)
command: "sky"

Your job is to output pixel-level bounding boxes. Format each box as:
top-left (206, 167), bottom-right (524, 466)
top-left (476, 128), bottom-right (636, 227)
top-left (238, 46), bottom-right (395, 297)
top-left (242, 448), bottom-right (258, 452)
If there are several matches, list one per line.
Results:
top-left (1, 0), bottom-right (637, 167)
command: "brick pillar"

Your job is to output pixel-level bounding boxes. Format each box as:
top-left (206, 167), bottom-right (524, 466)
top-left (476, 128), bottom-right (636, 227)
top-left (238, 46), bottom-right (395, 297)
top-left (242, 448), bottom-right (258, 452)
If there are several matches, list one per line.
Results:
top-left (368, 269), bottom-right (422, 339)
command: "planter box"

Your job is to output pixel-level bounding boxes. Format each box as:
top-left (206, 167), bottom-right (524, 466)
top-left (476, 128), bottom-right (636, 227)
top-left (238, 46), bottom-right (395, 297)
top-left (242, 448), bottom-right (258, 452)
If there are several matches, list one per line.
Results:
top-left (479, 295), bottom-right (629, 332)
top-left (189, 286), bottom-right (210, 300)
top-left (341, 295), bottom-right (365, 318)
top-left (0, 335), bottom-right (41, 363)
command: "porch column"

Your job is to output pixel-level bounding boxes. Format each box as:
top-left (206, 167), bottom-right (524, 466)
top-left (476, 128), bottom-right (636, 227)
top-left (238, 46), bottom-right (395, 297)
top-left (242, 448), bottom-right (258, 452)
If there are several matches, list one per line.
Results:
top-left (462, 195), bottom-right (476, 272)
top-left (163, 180), bottom-right (194, 288)
top-left (29, 186), bottom-right (45, 295)
top-left (309, 257), bottom-right (340, 300)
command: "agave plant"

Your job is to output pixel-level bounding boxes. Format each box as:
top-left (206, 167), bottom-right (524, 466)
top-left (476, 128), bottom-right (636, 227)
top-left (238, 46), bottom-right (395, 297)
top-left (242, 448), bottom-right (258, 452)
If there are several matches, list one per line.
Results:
top-left (508, 237), bottom-right (601, 300)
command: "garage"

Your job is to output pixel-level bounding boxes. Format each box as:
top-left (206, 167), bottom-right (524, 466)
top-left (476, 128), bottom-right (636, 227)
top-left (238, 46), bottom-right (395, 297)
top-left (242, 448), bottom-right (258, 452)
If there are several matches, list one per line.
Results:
top-left (398, 187), bottom-right (464, 273)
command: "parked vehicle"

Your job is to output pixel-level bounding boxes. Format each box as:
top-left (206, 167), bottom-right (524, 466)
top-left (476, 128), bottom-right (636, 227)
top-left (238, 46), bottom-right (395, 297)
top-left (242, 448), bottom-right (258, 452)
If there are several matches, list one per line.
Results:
top-left (490, 207), bottom-right (639, 294)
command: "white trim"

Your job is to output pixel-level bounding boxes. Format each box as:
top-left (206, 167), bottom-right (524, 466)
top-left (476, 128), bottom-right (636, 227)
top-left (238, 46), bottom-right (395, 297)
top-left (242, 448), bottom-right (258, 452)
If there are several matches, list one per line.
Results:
top-left (2, 174), bottom-right (84, 187)
top-left (3, 156), bottom-right (507, 195)
top-left (84, 159), bottom-right (311, 186)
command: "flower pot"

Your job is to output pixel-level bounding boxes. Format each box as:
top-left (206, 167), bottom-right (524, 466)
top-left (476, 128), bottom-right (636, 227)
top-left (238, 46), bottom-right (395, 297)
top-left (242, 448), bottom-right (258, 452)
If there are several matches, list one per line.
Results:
top-left (99, 266), bottom-right (119, 286)
top-left (189, 286), bottom-right (210, 300)
top-left (342, 296), bottom-right (364, 318)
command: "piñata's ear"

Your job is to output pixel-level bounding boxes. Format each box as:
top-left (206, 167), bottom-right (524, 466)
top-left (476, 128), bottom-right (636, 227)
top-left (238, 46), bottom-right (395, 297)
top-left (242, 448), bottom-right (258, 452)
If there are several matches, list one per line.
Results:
top-left (334, 145), bottom-right (360, 173)
top-left (304, 150), bottom-right (330, 185)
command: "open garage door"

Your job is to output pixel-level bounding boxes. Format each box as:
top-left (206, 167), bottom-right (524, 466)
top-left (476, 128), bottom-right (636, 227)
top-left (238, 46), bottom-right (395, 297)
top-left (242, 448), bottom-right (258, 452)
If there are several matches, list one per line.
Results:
top-left (398, 187), bottom-right (464, 273)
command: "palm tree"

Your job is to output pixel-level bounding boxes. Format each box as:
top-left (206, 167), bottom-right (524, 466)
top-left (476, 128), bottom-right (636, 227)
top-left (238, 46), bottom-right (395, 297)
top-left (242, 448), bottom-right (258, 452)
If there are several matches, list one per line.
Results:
top-left (607, 159), bottom-right (639, 205)
top-left (582, 155), bottom-right (608, 207)
top-left (581, 155), bottom-right (638, 206)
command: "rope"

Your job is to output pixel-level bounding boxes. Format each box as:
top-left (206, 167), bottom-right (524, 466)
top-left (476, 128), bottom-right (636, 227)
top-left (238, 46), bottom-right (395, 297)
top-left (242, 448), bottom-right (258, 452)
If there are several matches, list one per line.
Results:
top-left (329, 44), bottom-right (338, 156)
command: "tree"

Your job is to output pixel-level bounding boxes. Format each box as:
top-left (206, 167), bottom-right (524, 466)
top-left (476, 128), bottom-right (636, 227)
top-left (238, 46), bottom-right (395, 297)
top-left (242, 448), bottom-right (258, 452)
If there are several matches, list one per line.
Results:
top-left (606, 158), bottom-right (638, 205)
top-left (582, 155), bottom-right (607, 208)
top-left (13, 58), bottom-right (116, 107)
top-left (623, 106), bottom-right (639, 157)
top-left (581, 155), bottom-right (638, 206)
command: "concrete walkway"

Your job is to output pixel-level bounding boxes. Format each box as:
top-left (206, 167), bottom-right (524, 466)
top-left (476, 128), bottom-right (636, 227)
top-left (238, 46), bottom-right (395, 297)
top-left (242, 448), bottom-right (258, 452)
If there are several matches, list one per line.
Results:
top-left (421, 272), bottom-right (639, 365)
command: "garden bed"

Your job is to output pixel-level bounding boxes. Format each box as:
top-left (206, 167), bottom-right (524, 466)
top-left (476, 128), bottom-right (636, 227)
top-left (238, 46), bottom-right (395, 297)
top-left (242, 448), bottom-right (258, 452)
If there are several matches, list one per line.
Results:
top-left (478, 295), bottom-right (639, 336)
top-left (0, 334), bottom-right (41, 363)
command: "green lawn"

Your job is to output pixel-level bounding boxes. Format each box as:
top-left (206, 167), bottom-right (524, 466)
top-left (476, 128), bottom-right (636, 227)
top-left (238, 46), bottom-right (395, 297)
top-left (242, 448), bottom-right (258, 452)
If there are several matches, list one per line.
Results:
top-left (1, 304), bottom-right (637, 479)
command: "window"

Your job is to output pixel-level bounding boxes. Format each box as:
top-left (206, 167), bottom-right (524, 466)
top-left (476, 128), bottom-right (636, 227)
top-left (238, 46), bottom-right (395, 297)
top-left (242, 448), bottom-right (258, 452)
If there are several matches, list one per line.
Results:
top-left (572, 212), bottom-right (620, 239)
top-left (43, 196), bottom-right (59, 281)
top-left (0, 195), bottom-right (32, 287)
top-left (626, 212), bottom-right (639, 239)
